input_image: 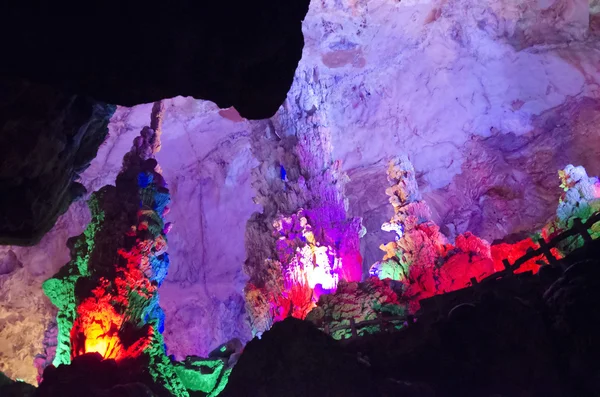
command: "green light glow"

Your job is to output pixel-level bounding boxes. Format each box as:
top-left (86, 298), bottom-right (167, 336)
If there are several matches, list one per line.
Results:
top-left (43, 195), bottom-right (106, 367)
top-left (173, 357), bottom-right (230, 395)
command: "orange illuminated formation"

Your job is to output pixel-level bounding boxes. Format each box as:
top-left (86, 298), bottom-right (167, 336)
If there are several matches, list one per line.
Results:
top-left (43, 103), bottom-right (190, 396)
top-left (70, 281), bottom-right (154, 360)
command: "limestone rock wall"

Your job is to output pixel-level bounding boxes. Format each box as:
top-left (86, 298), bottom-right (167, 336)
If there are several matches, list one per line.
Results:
top-left (301, 0), bottom-right (600, 267)
top-left (2, 0), bottom-right (600, 383)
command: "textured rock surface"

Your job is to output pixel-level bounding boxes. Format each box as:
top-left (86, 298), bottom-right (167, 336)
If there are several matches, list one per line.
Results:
top-left (243, 71), bottom-right (364, 333)
top-left (2, 0), bottom-right (600, 383)
top-left (42, 102), bottom-right (191, 396)
top-left (301, 0), bottom-right (600, 268)
top-left (0, 202), bottom-right (89, 383)
top-left (0, 79), bottom-right (114, 245)
top-left (80, 99), bottom-right (257, 362)
top-left (305, 277), bottom-right (405, 340)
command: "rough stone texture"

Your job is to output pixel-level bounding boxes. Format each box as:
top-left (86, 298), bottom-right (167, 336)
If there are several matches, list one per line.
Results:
top-left (0, 99), bottom-right (255, 383)
top-left (41, 102), bottom-right (192, 396)
top-left (0, 202), bottom-right (89, 384)
top-left (302, 0), bottom-right (600, 268)
top-left (0, 79), bottom-right (114, 245)
top-left (0, 1), bottom-right (310, 119)
top-left (81, 99), bottom-right (256, 362)
top-left (244, 70), bottom-right (364, 333)
top-left (305, 277), bottom-right (405, 340)
top-left (224, 251), bottom-right (600, 397)
top-left (3, 0), bottom-right (600, 383)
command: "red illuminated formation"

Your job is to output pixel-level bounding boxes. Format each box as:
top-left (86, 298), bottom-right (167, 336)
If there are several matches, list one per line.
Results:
top-left (371, 161), bottom-right (599, 313)
top-left (71, 294), bottom-right (153, 360)
top-left (490, 238), bottom-right (562, 275)
top-left (43, 103), bottom-right (190, 396)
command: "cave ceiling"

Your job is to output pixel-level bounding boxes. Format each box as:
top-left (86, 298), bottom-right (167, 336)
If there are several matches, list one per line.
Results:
top-left (0, 0), bottom-right (310, 245)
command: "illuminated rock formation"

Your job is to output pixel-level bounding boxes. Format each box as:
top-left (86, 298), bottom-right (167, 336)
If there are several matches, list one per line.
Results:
top-left (542, 164), bottom-right (600, 252)
top-left (39, 101), bottom-right (237, 396)
top-left (306, 277), bottom-right (404, 340)
top-left (370, 157), bottom-right (495, 311)
top-left (38, 103), bottom-right (233, 396)
top-left (41, 102), bottom-right (189, 395)
top-left (490, 165), bottom-right (600, 275)
top-left (244, 71), bottom-right (364, 334)
top-left (4, 0), bottom-right (600, 380)
top-left (371, 162), bottom-right (600, 312)
top-left (369, 156), bottom-right (447, 282)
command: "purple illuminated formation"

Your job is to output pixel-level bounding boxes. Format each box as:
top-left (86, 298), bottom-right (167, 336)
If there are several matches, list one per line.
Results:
top-left (244, 73), bottom-right (364, 334)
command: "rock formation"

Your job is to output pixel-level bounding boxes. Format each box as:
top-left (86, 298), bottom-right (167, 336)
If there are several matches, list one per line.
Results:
top-left (3, 0), bottom-right (600, 384)
top-left (368, 159), bottom-right (600, 312)
top-left (300, 0), bottom-right (600, 268)
top-left (306, 277), bottom-right (405, 340)
top-left (369, 156), bottom-right (448, 282)
top-left (221, 237), bottom-right (600, 397)
top-left (38, 103), bottom-right (233, 397)
top-left (41, 102), bottom-right (187, 395)
top-left (369, 157), bottom-right (495, 311)
top-left (0, 80), bottom-right (115, 245)
top-left (244, 71), bottom-right (364, 334)
top-left (542, 164), bottom-right (600, 251)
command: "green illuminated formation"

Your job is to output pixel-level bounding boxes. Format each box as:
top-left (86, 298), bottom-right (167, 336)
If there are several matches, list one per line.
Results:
top-left (174, 357), bottom-right (232, 396)
top-left (40, 102), bottom-right (232, 397)
top-left (42, 195), bottom-right (105, 366)
top-left (306, 278), bottom-right (405, 340)
top-left (543, 165), bottom-right (600, 253)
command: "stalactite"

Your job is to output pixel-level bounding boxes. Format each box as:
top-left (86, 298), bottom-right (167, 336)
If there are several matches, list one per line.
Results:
top-left (42, 101), bottom-right (189, 396)
top-left (244, 68), bottom-right (364, 334)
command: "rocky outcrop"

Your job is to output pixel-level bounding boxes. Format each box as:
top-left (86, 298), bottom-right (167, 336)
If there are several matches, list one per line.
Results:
top-left (0, 79), bottom-right (114, 245)
top-left (224, 243), bottom-right (600, 397)
top-left (368, 157), bottom-right (497, 311)
top-left (301, 0), bottom-right (600, 267)
top-left (306, 277), bottom-right (405, 340)
top-left (243, 71), bottom-right (364, 334)
top-left (0, 200), bottom-right (89, 384)
top-left (220, 318), bottom-right (400, 397)
top-left (41, 102), bottom-right (189, 395)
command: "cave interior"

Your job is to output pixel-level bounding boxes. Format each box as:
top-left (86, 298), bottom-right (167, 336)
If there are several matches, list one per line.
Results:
top-left (2, 0), bottom-right (600, 396)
